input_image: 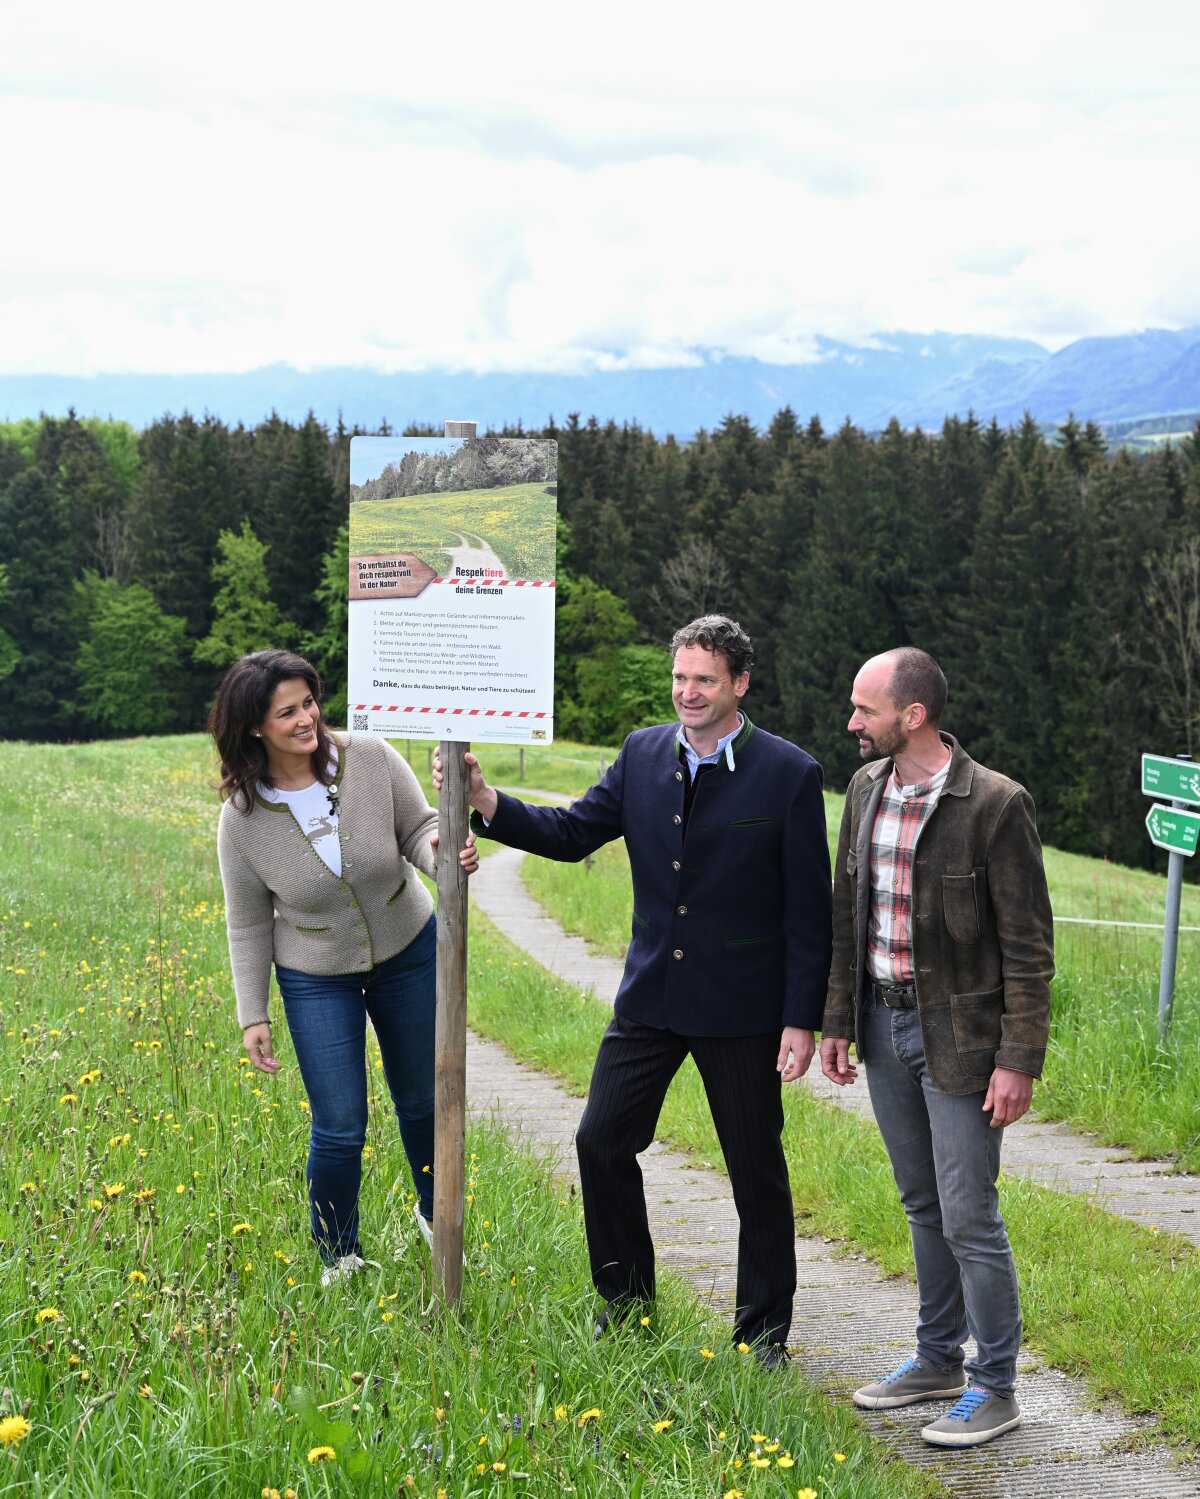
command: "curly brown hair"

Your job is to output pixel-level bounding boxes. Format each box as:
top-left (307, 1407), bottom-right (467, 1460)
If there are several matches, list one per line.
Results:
top-left (208, 650), bottom-right (337, 814)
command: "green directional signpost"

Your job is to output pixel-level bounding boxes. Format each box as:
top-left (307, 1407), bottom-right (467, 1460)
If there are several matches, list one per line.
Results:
top-left (1145, 803), bottom-right (1200, 856)
top-left (1142, 753), bottom-right (1200, 805)
top-left (1141, 753), bottom-right (1200, 1041)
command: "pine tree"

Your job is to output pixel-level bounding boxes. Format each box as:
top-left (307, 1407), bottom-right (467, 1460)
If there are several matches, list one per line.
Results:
top-left (194, 521), bottom-right (297, 670)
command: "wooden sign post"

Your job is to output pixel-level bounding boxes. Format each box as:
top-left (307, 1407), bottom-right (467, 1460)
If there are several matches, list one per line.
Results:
top-left (433, 731), bottom-right (471, 1301)
top-left (432, 420), bottom-right (476, 1302)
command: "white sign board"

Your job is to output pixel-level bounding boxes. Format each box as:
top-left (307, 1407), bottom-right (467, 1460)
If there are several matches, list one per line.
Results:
top-left (347, 436), bottom-right (557, 744)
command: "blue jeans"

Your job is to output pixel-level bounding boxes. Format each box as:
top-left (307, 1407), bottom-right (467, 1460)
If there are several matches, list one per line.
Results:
top-left (862, 995), bottom-right (1021, 1394)
top-left (276, 914), bottom-right (436, 1262)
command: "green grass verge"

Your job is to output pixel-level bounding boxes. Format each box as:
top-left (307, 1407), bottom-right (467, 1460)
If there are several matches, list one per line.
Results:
top-left (519, 817), bottom-right (1200, 1171)
top-left (0, 734), bottom-right (939, 1499)
top-left (466, 908), bottom-right (1200, 1447)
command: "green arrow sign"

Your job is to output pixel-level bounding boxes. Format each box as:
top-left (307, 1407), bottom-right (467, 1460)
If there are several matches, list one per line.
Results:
top-left (1141, 754), bottom-right (1200, 805)
top-left (1145, 803), bottom-right (1200, 856)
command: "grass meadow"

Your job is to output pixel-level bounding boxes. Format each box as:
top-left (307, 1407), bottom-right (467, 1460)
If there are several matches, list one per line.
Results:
top-left (349, 484), bottom-right (556, 582)
top-left (0, 735), bottom-right (938, 1499)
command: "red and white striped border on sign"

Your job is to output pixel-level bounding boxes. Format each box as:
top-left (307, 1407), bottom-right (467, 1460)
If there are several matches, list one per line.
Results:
top-left (428, 578), bottom-right (556, 587)
top-left (353, 706), bottom-right (551, 717)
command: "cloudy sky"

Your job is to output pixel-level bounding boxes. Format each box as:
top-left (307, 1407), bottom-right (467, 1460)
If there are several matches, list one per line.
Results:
top-left (3, 0), bottom-right (1198, 375)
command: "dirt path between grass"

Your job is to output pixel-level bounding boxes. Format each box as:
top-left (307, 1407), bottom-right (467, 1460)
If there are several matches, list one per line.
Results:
top-left (464, 828), bottom-right (1200, 1498)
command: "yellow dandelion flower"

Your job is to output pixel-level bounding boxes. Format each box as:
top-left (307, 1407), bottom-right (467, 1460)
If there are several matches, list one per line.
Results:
top-left (554, 1403), bottom-right (567, 1419)
top-left (700, 1347), bottom-right (715, 1358)
top-left (478, 1435), bottom-right (488, 1446)
top-left (133, 1188), bottom-right (155, 1201)
top-left (231, 1222), bottom-right (252, 1234)
top-left (651, 1418), bottom-right (673, 1433)
top-left (103, 1182), bottom-right (125, 1198)
top-left (60, 1093), bottom-right (78, 1105)
top-left (262, 1490), bottom-right (281, 1499)
top-left (577, 1407), bottom-right (602, 1426)
top-left (717, 1431), bottom-right (726, 1440)
top-left (176, 1184), bottom-right (186, 1193)
top-left (640, 1314), bottom-right (651, 1326)
top-left (492, 1462), bottom-right (507, 1472)
top-left (737, 1342), bottom-right (751, 1353)
top-left (776, 1454), bottom-right (794, 1468)
top-left (475, 1463), bottom-right (486, 1475)
top-left (306, 1444), bottom-right (336, 1464)
top-left (434, 1406), bottom-right (445, 1420)
top-left (35, 1307), bottom-right (61, 1323)
top-left (764, 1441), bottom-right (780, 1452)
top-left (68, 1354), bottom-right (80, 1367)
top-left (0, 1415), bottom-right (31, 1446)
top-left (381, 1311), bottom-right (394, 1322)
top-left (20, 1182), bottom-right (37, 1193)
top-left (751, 1432), bottom-right (768, 1443)
top-left (138, 1383), bottom-right (152, 1398)
top-left (749, 1456), bottom-right (770, 1468)
top-left (724, 1490), bottom-right (743, 1499)
top-left (128, 1270), bottom-right (147, 1284)
top-left (88, 1198), bottom-right (103, 1210)
top-left (833, 1452), bottom-right (846, 1463)
top-left (798, 1489), bottom-right (819, 1499)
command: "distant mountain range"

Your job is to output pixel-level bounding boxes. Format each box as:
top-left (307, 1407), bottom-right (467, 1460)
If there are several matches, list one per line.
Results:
top-left (3, 327), bottom-right (1199, 437)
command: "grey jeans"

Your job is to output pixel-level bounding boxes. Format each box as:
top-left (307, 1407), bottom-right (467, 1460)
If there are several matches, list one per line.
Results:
top-left (862, 995), bottom-right (1021, 1394)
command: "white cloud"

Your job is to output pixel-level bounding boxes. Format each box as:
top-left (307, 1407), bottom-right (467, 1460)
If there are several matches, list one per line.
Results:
top-left (1, 0), bottom-right (1199, 373)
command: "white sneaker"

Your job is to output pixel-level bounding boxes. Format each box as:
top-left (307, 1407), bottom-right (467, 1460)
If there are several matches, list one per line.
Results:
top-left (413, 1204), bottom-right (434, 1249)
top-left (319, 1253), bottom-right (379, 1287)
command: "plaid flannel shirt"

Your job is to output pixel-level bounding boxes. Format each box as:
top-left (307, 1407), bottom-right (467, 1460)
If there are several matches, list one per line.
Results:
top-left (866, 762), bottom-right (950, 984)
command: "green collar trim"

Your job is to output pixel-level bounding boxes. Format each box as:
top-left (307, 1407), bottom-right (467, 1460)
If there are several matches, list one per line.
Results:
top-left (252, 732), bottom-right (348, 812)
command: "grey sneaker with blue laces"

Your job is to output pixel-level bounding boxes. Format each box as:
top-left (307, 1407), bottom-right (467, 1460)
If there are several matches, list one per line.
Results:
top-left (921, 1386), bottom-right (1021, 1446)
top-left (853, 1354), bottom-right (968, 1409)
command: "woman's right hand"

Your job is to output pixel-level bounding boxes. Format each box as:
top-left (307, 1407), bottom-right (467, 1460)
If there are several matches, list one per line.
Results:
top-left (243, 1022), bottom-right (281, 1074)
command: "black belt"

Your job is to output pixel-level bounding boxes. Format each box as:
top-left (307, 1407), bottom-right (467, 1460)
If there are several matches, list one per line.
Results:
top-left (869, 977), bottom-right (917, 1009)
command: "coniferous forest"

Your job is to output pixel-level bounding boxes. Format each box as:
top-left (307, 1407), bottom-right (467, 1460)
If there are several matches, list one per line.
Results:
top-left (2, 405), bottom-right (1199, 872)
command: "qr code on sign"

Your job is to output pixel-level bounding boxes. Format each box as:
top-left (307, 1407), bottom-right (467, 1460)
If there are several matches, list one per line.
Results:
top-left (353, 714), bottom-right (369, 730)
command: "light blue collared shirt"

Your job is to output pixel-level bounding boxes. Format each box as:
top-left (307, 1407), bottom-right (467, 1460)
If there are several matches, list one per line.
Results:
top-left (676, 713), bottom-right (744, 776)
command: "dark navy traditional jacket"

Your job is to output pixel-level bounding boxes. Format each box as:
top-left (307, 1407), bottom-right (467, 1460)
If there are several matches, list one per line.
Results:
top-left (475, 717), bottom-right (833, 1036)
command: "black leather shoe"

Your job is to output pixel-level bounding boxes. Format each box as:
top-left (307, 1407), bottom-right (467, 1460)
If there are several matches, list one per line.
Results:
top-left (754, 1342), bottom-right (791, 1371)
top-left (593, 1300), bottom-right (650, 1341)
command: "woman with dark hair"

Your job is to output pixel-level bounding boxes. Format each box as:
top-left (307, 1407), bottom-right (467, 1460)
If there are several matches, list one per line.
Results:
top-left (209, 649), bottom-right (478, 1285)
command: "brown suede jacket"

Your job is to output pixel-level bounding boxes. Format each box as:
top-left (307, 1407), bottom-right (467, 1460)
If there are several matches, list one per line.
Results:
top-left (821, 734), bottom-right (1054, 1094)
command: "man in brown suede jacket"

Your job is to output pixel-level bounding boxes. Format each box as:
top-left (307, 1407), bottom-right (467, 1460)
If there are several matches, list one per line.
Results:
top-left (820, 647), bottom-right (1053, 1450)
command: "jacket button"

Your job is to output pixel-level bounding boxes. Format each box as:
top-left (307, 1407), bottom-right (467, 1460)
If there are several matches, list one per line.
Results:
top-left (672, 814), bottom-right (682, 826)
top-left (675, 770), bottom-right (683, 781)
top-left (676, 905), bottom-right (687, 916)
top-left (672, 949), bottom-right (684, 960)
top-left (672, 860), bottom-right (681, 871)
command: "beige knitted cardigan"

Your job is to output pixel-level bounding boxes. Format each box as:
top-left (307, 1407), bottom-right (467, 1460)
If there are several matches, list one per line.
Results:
top-left (217, 733), bottom-right (437, 1028)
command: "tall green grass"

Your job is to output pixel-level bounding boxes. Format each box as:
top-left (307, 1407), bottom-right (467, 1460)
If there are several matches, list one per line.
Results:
top-left (0, 735), bottom-right (937, 1498)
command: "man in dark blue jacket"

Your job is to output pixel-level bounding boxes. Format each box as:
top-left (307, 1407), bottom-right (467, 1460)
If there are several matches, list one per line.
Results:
top-left (451, 615), bottom-right (832, 1362)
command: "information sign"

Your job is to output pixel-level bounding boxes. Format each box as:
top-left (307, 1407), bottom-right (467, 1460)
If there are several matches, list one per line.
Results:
top-left (347, 436), bottom-right (557, 745)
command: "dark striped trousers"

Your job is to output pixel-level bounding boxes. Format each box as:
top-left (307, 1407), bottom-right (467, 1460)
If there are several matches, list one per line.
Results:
top-left (575, 1013), bottom-right (796, 1348)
